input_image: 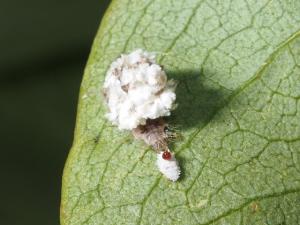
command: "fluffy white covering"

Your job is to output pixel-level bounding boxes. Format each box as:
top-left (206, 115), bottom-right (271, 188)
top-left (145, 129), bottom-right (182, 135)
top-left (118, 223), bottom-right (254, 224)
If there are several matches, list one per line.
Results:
top-left (103, 49), bottom-right (176, 130)
top-left (157, 152), bottom-right (180, 181)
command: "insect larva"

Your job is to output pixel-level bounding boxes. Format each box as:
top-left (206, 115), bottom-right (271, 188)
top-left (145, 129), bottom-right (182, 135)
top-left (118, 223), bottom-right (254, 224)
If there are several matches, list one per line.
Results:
top-left (103, 49), bottom-right (180, 181)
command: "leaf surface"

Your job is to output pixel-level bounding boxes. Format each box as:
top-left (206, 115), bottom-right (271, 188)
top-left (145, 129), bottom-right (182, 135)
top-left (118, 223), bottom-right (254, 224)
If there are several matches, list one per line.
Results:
top-left (61, 0), bottom-right (300, 224)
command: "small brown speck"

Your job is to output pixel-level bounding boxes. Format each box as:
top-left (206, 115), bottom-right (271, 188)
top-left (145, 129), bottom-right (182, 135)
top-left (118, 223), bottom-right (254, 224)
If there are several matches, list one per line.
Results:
top-left (250, 202), bottom-right (259, 213)
top-left (121, 84), bottom-right (129, 92)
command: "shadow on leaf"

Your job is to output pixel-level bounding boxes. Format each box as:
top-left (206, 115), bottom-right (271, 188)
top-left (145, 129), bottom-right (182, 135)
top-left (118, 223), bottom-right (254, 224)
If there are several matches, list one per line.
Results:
top-left (166, 69), bottom-right (232, 181)
top-left (167, 69), bottom-right (231, 130)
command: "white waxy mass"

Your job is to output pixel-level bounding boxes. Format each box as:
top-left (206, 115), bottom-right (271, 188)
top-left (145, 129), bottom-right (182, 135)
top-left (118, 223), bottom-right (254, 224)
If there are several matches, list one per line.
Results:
top-left (103, 49), bottom-right (177, 130)
top-left (157, 152), bottom-right (180, 181)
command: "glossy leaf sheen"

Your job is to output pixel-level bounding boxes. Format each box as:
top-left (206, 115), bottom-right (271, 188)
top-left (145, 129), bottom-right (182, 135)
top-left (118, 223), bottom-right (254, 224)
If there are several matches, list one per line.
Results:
top-left (61, 0), bottom-right (300, 224)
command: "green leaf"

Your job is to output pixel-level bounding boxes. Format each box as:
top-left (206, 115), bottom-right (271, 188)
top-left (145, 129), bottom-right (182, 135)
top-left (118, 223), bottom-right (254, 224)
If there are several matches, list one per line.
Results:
top-left (61, 0), bottom-right (300, 224)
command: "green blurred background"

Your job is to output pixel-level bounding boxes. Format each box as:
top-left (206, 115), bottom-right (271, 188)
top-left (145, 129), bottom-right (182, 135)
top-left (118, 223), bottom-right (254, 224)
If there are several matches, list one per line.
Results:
top-left (0, 1), bottom-right (110, 224)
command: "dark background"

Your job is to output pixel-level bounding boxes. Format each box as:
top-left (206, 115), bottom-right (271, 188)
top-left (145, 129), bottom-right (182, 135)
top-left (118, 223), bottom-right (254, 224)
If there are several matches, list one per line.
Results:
top-left (0, 1), bottom-right (110, 224)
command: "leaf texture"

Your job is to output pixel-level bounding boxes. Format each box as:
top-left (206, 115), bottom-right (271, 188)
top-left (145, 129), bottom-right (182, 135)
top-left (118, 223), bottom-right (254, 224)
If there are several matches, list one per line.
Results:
top-left (61, 0), bottom-right (300, 224)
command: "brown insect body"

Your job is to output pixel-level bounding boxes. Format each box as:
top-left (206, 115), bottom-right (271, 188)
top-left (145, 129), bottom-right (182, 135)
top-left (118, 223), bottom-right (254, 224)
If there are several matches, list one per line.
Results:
top-left (132, 118), bottom-right (171, 153)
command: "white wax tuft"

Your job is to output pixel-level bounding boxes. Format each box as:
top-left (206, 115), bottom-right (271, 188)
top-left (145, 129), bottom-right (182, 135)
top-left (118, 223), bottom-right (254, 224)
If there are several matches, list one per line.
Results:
top-left (103, 49), bottom-right (176, 130)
